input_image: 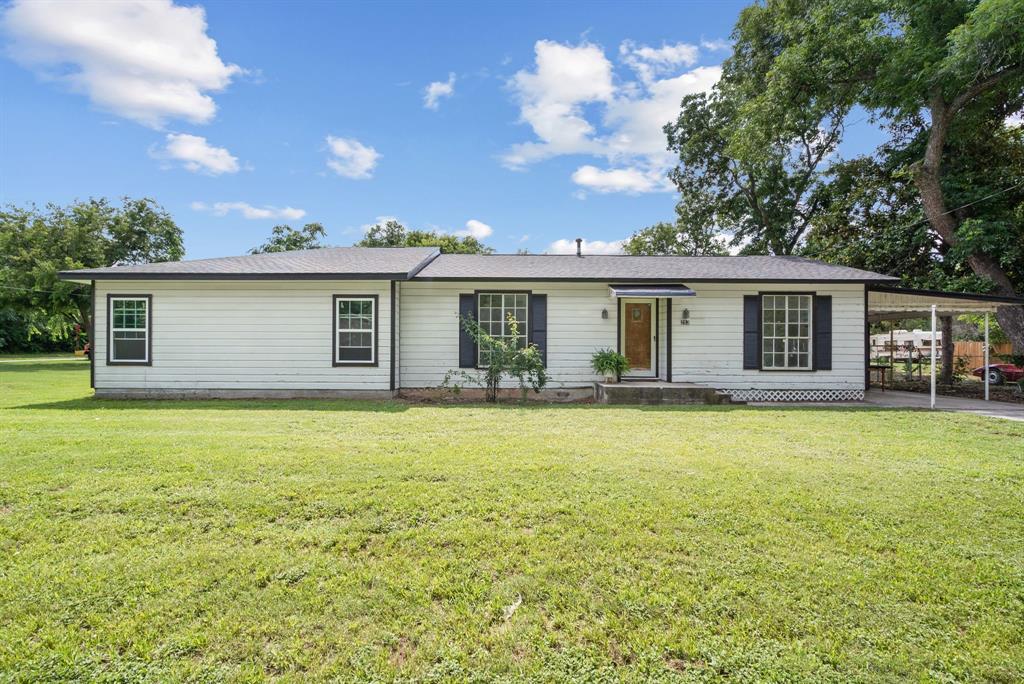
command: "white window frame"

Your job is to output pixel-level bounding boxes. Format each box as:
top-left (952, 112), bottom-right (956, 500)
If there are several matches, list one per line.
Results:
top-left (108, 295), bottom-right (150, 364)
top-left (334, 295), bottom-right (377, 366)
top-left (477, 292), bottom-right (529, 367)
top-left (761, 294), bottom-right (813, 370)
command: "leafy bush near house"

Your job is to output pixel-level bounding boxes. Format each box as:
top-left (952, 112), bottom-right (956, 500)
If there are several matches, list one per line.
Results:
top-left (442, 313), bottom-right (547, 402)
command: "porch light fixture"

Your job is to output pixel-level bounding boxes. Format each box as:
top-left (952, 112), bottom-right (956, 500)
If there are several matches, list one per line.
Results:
top-left (681, 308), bottom-right (690, 325)
top-left (601, 308), bottom-right (608, 319)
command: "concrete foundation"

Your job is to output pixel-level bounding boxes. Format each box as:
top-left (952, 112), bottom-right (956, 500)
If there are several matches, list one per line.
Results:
top-left (397, 386), bottom-right (593, 403)
top-left (93, 388), bottom-right (397, 400)
top-left (594, 381), bottom-right (736, 405)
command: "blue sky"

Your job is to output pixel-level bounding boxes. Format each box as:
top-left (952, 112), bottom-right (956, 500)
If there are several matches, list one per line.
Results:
top-left (0, 0), bottom-right (880, 259)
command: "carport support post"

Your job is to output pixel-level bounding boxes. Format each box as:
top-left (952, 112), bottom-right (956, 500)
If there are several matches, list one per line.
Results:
top-left (984, 313), bottom-right (990, 401)
top-left (930, 304), bottom-right (937, 410)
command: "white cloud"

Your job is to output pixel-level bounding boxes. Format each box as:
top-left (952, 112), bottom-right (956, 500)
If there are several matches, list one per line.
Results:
top-left (503, 39), bottom-right (720, 193)
top-left (571, 165), bottom-right (672, 194)
top-left (157, 133), bottom-right (239, 174)
top-left (424, 72), bottom-right (456, 110)
top-left (700, 38), bottom-right (731, 52)
top-left (501, 40), bottom-right (615, 169)
top-left (603, 66), bottom-right (721, 162)
top-left (547, 238), bottom-right (625, 255)
top-left (1007, 112), bottom-right (1023, 128)
top-left (192, 201), bottom-right (305, 221)
top-left (325, 135), bottom-right (380, 179)
top-left (453, 219), bottom-right (493, 239)
top-left (620, 40), bottom-right (698, 84)
top-left (1, 0), bottom-right (242, 128)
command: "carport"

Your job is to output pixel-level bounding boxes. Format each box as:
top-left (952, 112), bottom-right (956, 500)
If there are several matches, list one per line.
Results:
top-left (867, 285), bottom-right (1024, 408)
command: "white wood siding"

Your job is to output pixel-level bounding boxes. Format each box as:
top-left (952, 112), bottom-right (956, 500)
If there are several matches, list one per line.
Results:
top-left (93, 280), bottom-right (392, 391)
top-left (400, 280), bottom-right (865, 391)
top-left (400, 281), bottom-right (616, 389)
top-left (657, 298), bottom-right (669, 382)
top-left (671, 283), bottom-right (865, 390)
top-left (91, 279), bottom-right (864, 393)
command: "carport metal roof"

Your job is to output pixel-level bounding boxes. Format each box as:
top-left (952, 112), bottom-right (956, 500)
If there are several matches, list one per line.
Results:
top-left (866, 285), bottom-right (1024, 408)
top-left (867, 285), bottom-right (1024, 322)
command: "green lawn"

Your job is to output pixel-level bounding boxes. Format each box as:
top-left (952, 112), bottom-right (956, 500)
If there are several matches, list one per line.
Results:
top-left (1, 361), bottom-right (1023, 682)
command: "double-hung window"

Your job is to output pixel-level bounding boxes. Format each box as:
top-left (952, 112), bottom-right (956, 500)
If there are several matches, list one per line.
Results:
top-left (334, 295), bottom-right (377, 365)
top-left (762, 294), bottom-right (812, 370)
top-left (477, 292), bottom-right (527, 366)
top-left (108, 296), bottom-right (150, 364)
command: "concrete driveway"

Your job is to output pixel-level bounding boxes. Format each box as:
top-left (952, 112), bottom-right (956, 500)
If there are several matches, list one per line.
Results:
top-left (864, 389), bottom-right (1024, 422)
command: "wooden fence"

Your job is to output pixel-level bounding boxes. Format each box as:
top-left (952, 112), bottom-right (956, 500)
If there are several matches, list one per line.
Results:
top-left (954, 341), bottom-right (1013, 369)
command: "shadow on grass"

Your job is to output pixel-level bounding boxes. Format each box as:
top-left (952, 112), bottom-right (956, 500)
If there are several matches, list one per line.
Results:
top-left (0, 361), bottom-right (88, 372)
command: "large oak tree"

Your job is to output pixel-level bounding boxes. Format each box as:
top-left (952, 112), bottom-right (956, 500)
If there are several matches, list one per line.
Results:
top-left (704, 0), bottom-right (1024, 349)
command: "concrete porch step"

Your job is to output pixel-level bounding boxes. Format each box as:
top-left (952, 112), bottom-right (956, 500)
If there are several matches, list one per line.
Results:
top-left (594, 381), bottom-right (737, 405)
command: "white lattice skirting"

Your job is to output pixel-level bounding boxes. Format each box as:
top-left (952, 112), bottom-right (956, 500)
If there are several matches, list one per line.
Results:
top-left (726, 389), bottom-right (865, 403)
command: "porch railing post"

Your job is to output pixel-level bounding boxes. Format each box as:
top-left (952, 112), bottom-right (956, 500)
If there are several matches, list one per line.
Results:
top-left (984, 312), bottom-right (990, 402)
top-left (930, 304), bottom-right (937, 410)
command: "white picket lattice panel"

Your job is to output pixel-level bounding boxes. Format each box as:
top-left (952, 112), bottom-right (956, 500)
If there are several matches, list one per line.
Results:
top-left (727, 389), bottom-right (864, 403)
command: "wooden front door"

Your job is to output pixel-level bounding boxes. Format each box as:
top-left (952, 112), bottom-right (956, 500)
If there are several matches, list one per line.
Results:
top-left (621, 299), bottom-right (654, 375)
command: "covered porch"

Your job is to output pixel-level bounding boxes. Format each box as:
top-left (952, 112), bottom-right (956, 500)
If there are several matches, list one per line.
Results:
top-left (867, 285), bottom-right (1024, 408)
top-left (608, 283), bottom-right (695, 382)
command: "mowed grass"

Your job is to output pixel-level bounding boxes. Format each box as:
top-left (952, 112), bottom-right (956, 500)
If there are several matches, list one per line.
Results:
top-left (1, 362), bottom-right (1023, 682)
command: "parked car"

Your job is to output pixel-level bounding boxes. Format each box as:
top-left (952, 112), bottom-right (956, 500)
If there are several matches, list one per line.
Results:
top-left (972, 363), bottom-right (1024, 385)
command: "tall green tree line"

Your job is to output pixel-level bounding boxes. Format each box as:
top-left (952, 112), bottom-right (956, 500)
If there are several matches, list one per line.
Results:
top-left (0, 198), bottom-right (183, 346)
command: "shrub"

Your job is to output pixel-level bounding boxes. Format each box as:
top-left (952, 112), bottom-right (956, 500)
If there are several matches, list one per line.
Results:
top-left (442, 313), bottom-right (547, 402)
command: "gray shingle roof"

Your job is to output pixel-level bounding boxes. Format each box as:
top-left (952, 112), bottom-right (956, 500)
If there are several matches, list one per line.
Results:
top-left (60, 248), bottom-right (897, 283)
top-left (59, 246), bottom-right (440, 281)
top-left (414, 254), bottom-right (897, 282)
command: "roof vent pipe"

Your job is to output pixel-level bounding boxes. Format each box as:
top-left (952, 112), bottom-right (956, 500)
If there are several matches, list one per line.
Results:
top-left (575, 237), bottom-right (583, 257)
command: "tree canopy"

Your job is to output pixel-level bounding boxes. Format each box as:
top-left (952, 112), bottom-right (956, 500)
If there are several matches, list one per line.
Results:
top-left (356, 219), bottom-right (493, 254)
top-left (666, 0), bottom-right (1024, 349)
top-left (0, 198), bottom-right (183, 339)
top-left (249, 223), bottom-right (327, 254)
top-left (622, 221), bottom-right (727, 256)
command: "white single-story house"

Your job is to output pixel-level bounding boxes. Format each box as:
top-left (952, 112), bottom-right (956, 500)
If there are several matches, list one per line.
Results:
top-left (59, 245), bottom-right (1023, 403)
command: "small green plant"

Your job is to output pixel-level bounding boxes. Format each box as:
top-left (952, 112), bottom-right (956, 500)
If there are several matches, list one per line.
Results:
top-left (590, 348), bottom-right (629, 379)
top-left (442, 313), bottom-right (547, 402)
top-left (952, 356), bottom-right (970, 383)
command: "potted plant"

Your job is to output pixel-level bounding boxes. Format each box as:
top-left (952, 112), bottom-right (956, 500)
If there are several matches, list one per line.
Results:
top-left (591, 348), bottom-right (629, 383)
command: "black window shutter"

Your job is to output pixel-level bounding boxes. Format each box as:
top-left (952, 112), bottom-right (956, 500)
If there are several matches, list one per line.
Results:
top-left (813, 295), bottom-right (832, 370)
top-left (458, 293), bottom-right (476, 368)
top-left (529, 294), bottom-right (547, 366)
top-left (743, 295), bottom-right (761, 370)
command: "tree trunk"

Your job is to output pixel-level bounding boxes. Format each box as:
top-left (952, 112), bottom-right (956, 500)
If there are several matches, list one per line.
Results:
top-left (76, 296), bottom-right (92, 346)
top-left (915, 92), bottom-right (1024, 353)
top-left (940, 316), bottom-right (954, 384)
top-left (996, 307), bottom-right (1024, 356)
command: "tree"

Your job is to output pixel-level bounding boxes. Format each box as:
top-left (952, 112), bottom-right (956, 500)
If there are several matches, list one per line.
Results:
top-left (623, 221), bottom-right (727, 256)
top-left (663, 54), bottom-right (848, 255)
top-left (356, 219), bottom-right (493, 254)
top-left (716, 0), bottom-right (1024, 349)
top-left (249, 223), bottom-right (327, 254)
top-left (0, 198), bottom-right (183, 339)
